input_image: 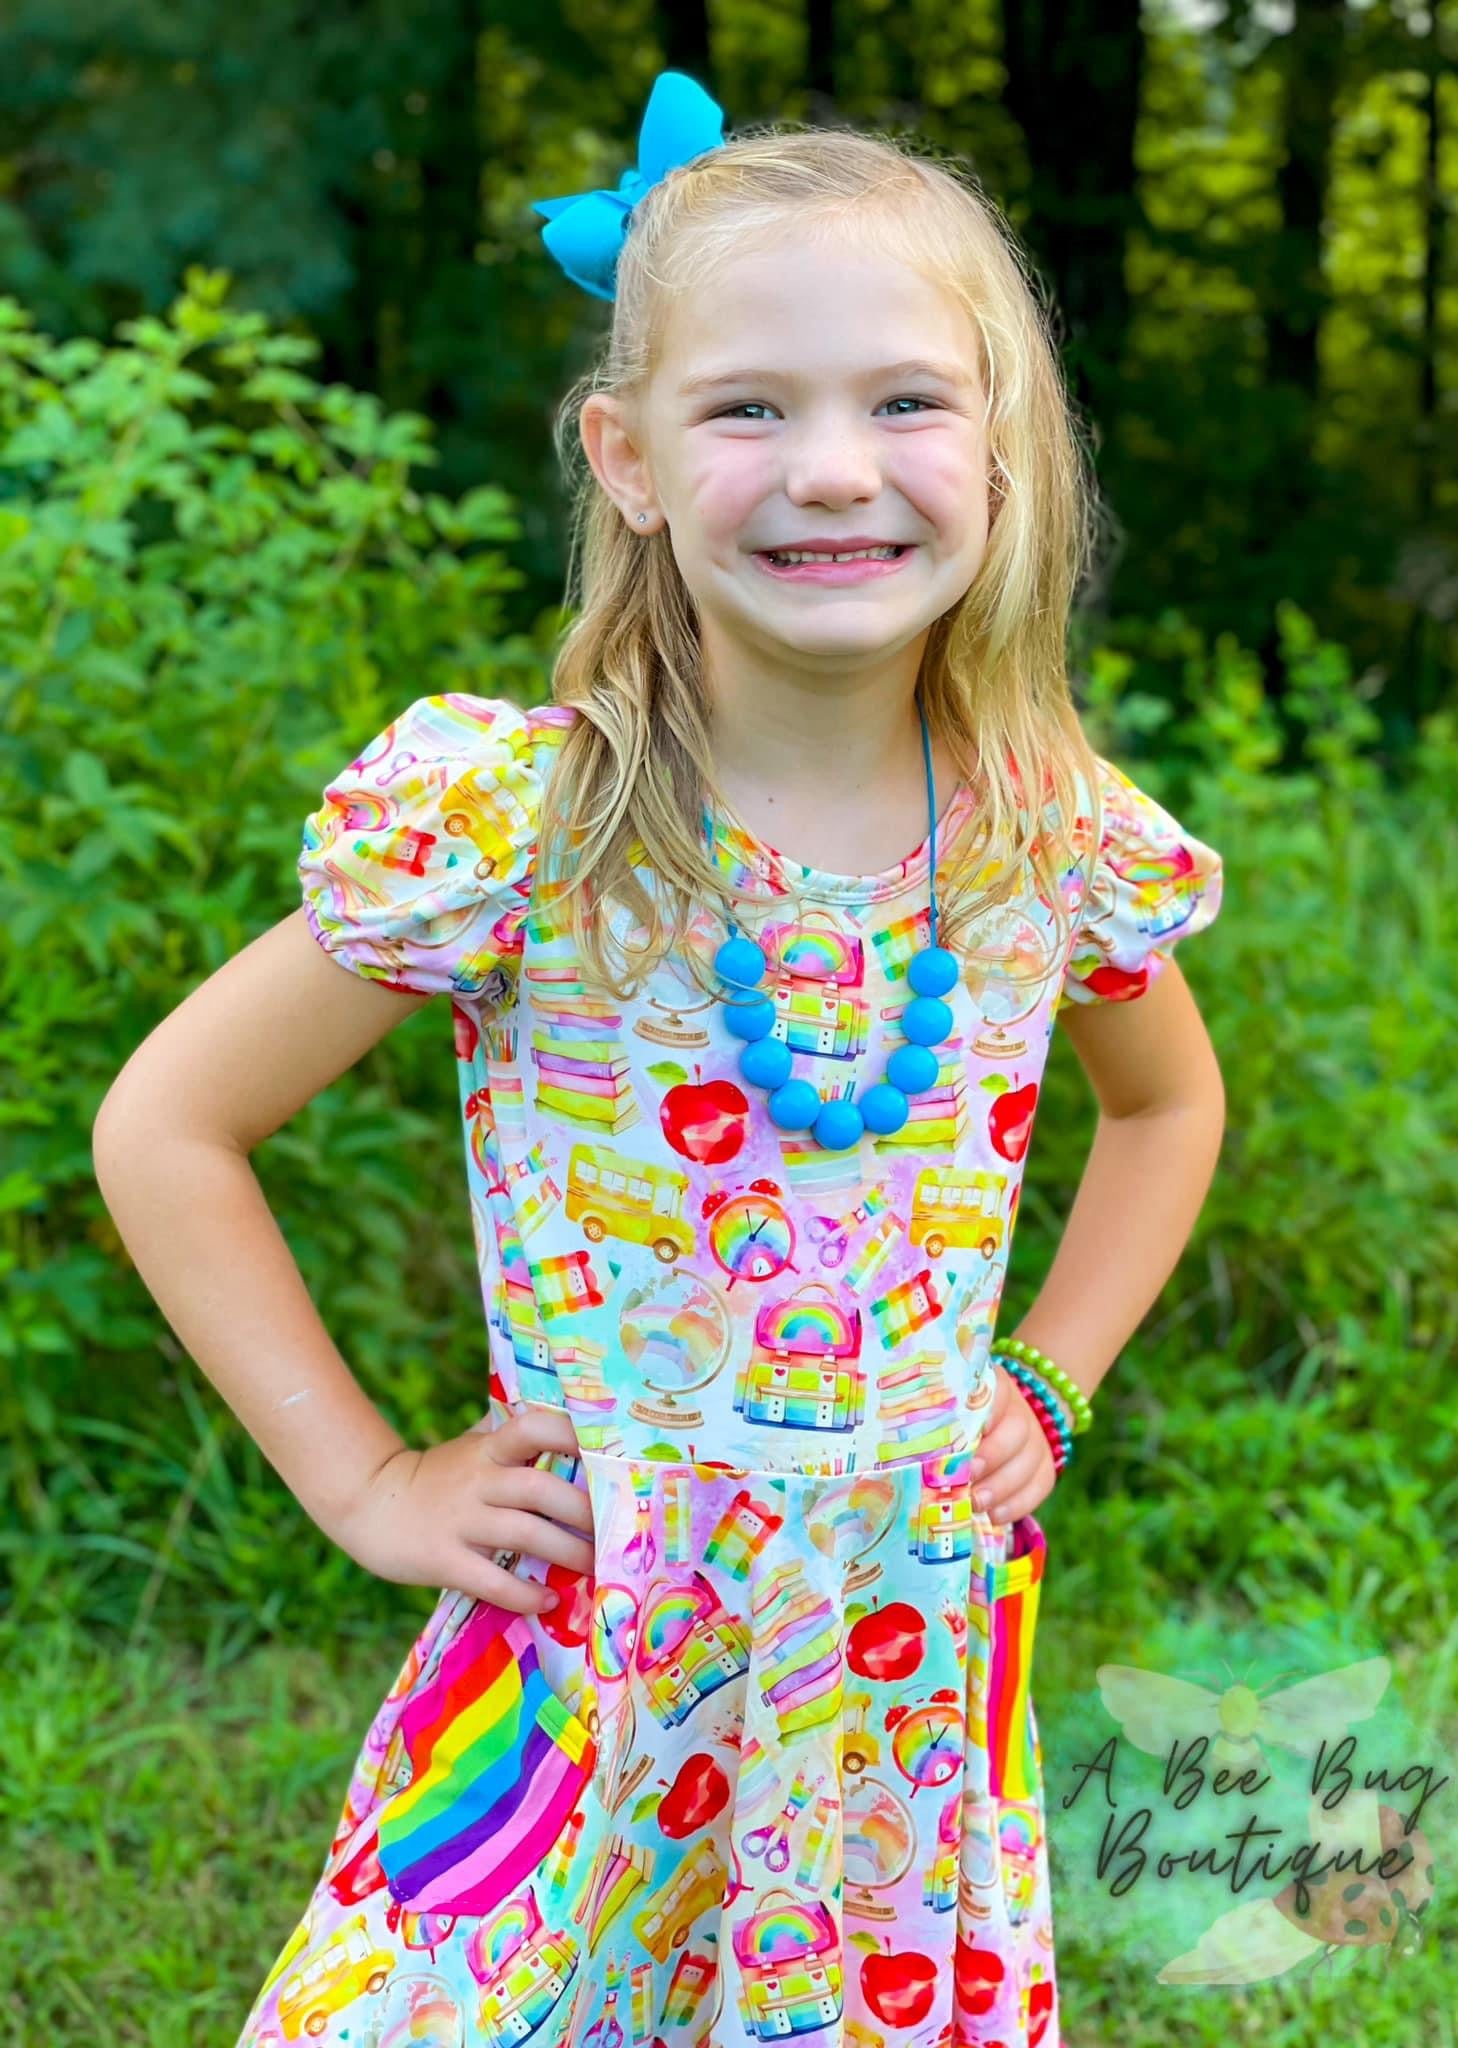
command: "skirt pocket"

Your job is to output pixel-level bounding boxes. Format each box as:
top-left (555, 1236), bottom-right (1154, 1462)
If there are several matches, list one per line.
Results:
top-left (375, 1599), bottom-right (597, 1916)
top-left (974, 1512), bottom-right (1046, 1803)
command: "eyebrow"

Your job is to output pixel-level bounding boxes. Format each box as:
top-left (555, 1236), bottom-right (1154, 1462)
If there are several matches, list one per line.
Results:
top-left (677, 357), bottom-right (974, 397)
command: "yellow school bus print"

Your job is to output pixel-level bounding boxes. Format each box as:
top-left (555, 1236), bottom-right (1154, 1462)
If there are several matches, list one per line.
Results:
top-left (565, 1144), bottom-right (695, 1264)
top-left (909, 1168), bottom-right (1008, 1260)
top-left (632, 1837), bottom-right (729, 1963)
top-left (276, 1912), bottom-right (396, 2039)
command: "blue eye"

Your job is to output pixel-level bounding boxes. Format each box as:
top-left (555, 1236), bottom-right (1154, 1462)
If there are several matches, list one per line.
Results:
top-left (714, 396), bottom-right (939, 421)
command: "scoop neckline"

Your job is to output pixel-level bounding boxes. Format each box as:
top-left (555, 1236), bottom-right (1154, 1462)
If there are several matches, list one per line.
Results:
top-left (701, 778), bottom-right (980, 905)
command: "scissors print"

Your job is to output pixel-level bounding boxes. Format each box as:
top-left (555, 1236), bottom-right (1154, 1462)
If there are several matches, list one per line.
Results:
top-left (741, 1766), bottom-right (823, 1875)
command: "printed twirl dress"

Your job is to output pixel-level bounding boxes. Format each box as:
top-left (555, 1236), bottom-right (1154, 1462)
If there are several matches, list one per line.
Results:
top-left (237, 694), bottom-right (1223, 2048)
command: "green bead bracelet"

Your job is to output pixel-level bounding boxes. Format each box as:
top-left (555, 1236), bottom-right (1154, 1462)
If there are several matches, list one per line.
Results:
top-left (992, 1336), bottom-right (1094, 1436)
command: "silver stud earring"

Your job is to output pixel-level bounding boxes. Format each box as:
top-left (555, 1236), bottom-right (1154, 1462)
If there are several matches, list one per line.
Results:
top-left (637, 512), bottom-right (647, 524)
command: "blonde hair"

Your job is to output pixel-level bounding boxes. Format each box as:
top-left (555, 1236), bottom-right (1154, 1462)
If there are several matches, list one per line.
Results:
top-left (537, 112), bottom-right (1106, 1002)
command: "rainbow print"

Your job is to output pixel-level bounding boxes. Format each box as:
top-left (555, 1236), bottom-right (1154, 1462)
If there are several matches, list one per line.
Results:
top-left (845, 1216), bottom-right (899, 1295)
top-left (924, 1791), bottom-right (960, 1912)
top-left (375, 1604), bottom-right (596, 1915)
top-left (735, 1736), bottom-right (780, 1815)
top-left (589, 1584), bottom-right (639, 1681)
top-left (731, 1896), bottom-right (843, 2038)
top-left (503, 1140), bottom-right (550, 1186)
top-left (750, 1562), bottom-right (844, 1742)
top-left (910, 1448), bottom-right (975, 1564)
top-left (638, 1581), bottom-right (706, 1664)
top-left (869, 1269), bottom-right (943, 1349)
top-left (870, 905), bottom-right (932, 982)
top-left (582, 1832), bottom-right (656, 1955)
top-left (516, 1172), bottom-right (562, 1238)
top-left (662, 1947), bottom-right (717, 2028)
top-left (774, 926), bottom-right (861, 982)
top-left (630, 1958), bottom-right (654, 2040)
top-left (547, 1336), bottom-right (614, 1414)
top-left (663, 1473), bottom-right (692, 1563)
top-left (796, 1791), bottom-right (840, 1890)
top-left (702, 1488), bottom-right (786, 1579)
top-left (875, 1353), bottom-right (963, 1463)
top-left (482, 1023), bottom-right (525, 1131)
top-left (870, 1031), bottom-right (969, 1154)
top-left (772, 981), bottom-right (869, 1061)
top-left (542, 1803), bottom-right (587, 1901)
top-left (777, 1134), bottom-right (866, 1201)
top-left (981, 1520), bottom-right (1047, 1801)
top-left (529, 1249), bottom-right (605, 1324)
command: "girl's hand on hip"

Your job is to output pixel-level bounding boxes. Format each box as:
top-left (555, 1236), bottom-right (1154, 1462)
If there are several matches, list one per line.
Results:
top-left (969, 1364), bottom-right (1057, 1526)
top-left (332, 1405), bottom-right (595, 1615)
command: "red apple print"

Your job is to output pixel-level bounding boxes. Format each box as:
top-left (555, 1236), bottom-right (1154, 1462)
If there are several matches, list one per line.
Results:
top-left (1027, 1980), bottom-right (1055, 2047)
top-left (540, 1564), bottom-right (594, 1647)
top-left (954, 1934), bottom-right (1005, 2018)
top-left (861, 1946), bottom-right (937, 2028)
top-left (847, 1602), bottom-right (927, 1683)
top-left (988, 1080), bottom-right (1038, 1163)
top-left (1082, 962), bottom-right (1150, 1002)
top-left (454, 1007), bottom-right (480, 1061)
top-left (327, 1818), bottom-right (385, 1905)
top-left (660, 1067), bottom-right (749, 1165)
top-left (658, 1753), bottom-right (731, 1838)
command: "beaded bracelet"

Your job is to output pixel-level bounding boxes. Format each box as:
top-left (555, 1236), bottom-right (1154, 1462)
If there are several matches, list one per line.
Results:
top-left (993, 1355), bottom-right (1073, 1473)
top-left (1001, 1360), bottom-right (1078, 1445)
top-left (993, 1336), bottom-right (1094, 1437)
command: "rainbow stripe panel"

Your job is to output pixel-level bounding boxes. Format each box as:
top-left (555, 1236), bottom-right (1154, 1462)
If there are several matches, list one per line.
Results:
top-left (376, 1603), bottom-right (596, 1914)
top-left (983, 1518), bottom-right (1047, 1800)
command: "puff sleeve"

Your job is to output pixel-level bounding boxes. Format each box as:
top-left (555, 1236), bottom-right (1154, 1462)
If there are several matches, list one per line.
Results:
top-left (1058, 755), bottom-right (1224, 1006)
top-left (298, 693), bottom-right (548, 1003)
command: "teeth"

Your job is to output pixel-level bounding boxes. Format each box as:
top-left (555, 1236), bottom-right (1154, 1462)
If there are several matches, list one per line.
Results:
top-left (767, 545), bottom-right (903, 564)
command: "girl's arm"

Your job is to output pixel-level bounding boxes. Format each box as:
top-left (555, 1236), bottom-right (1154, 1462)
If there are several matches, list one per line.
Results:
top-left (969, 961), bottom-right (1226, 1521)
top-left (1010, 959), bottom-right (1226, 1394)
top-left (91, 908), bottom-right (590, 1613)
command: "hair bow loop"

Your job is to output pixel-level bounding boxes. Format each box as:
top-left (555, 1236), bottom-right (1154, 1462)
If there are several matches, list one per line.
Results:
top-left (530, 71), bottom-right (726, 300)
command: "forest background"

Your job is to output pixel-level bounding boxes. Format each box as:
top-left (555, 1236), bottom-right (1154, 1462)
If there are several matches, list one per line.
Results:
top-left (1, 2), bottom-right (1455, 2042)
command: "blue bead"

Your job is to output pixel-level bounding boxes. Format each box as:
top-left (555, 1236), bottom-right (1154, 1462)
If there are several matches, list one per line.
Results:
top-left (723, 995), bottom-right (776, 1042)
top-left (814, 1098), bottom-right (865, 1151)
top-left (887, 1043), bottom-right (940, 1095)
top-left (901, 995), bottom-right (953, 1046)
top-left (739, 1035), bottom-right (792, 1089)
top-left (714, 934), bottom-right (767, 988)
top-left (767, 1079), bottom-right (822, 1131)
top-left (859, 1082), bottom-right (909, 1135)
top-left (908, 945), bottom-right (960, 998)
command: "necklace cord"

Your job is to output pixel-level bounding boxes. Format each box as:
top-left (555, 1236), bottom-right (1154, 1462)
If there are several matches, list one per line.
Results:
top-left (919, 702), bottom-right (939, 948)
top-left (722, 705), bottom-right (941, 949)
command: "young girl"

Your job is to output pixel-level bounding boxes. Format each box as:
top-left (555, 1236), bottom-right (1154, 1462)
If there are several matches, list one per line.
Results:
top-left (94, 71), bottom-right (1225, 2048)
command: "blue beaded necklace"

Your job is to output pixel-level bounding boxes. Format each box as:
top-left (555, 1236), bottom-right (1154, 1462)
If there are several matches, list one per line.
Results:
top-left (712, 705), bottom-right (961, 1153)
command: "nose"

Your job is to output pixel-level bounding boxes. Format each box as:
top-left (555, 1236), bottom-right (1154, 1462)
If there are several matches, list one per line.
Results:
top-left (781, 414), bottom-right (885, 508)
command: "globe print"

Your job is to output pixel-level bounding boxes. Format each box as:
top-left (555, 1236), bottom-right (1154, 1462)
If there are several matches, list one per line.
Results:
top-left (804, 1471), bottom-right (900, 1566)
top-left (843, 1773), bottom-right (916, 1893)
top-left (619, 1268), bottom-right (732, 1396)
top-left (962, 903), bottom-right (1052, 1058)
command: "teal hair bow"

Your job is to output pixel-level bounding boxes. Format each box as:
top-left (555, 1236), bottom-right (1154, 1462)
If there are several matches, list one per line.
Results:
top-left (530, 70), bottom-right (726, 301)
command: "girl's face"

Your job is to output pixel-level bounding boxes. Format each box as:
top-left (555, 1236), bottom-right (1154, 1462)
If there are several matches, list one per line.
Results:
top-left (589, 235), bottom-right (993, 692)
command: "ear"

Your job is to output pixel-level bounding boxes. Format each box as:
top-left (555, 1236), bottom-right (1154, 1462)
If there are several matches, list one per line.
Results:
top-left (580, 393), bottom-right (663, 533)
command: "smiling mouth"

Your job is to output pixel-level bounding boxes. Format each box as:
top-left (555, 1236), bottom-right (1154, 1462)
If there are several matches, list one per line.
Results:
top-left (757, 544), bottom-right (912, 566)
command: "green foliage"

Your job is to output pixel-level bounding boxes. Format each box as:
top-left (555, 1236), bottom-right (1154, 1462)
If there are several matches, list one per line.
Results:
top-left (0, 269), bottom-right (554, 1641)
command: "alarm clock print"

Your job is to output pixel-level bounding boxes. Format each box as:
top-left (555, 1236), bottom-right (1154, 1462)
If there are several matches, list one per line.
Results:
top-left (702, 1179), bottom-right (798, 1285)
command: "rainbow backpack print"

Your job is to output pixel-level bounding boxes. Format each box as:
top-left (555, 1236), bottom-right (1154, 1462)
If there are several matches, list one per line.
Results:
top-left (376, 1602), bottom-right (597, 1914)
top-left (738, 1281), bottom-right (867, 1433)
